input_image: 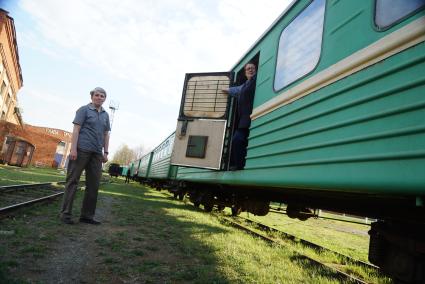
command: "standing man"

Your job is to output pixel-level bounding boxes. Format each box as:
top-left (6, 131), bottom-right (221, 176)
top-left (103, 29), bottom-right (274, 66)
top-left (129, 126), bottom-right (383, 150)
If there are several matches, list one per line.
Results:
top-left (60, 87), bottom-right (111, 225)
top-left (125, 168), bottom-right (131, 184)
top-left (222, 62), bottom-right (257, 170)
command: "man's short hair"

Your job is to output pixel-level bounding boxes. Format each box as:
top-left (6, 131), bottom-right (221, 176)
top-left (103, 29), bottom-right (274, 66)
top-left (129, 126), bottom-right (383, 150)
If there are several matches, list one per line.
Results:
top-left (244, 62), bottom-right (256, 70)
top-left (90, 87), bottom-right (107, 97)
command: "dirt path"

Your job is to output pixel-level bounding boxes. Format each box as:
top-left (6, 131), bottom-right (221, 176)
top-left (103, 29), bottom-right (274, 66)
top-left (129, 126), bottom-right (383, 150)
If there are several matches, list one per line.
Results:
top-left (25, 195), bottom-right (116, 284)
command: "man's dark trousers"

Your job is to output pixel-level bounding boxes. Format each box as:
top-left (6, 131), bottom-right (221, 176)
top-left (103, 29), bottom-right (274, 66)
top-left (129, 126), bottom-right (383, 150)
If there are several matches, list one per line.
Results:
top-left (230, 128), bottom-right (249, 170)
top-left (60, 150), bottom-right (103, 220)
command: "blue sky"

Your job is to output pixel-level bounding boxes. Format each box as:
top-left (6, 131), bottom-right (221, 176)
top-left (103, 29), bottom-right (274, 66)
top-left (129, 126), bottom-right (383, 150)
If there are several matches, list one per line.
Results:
top-left (1, 0), bottom-right (291, 156)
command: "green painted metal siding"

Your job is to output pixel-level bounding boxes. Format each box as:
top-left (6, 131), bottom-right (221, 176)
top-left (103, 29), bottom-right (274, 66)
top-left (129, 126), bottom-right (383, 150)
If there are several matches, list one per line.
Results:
top-left (121, 166), bottom-right (128, 176)
top-left (128, 162), bottom-right (135, 176)
top-left (176, 1), bottom-right (425, 195)
top-left (247, 43), bottom-right (425, 194)
top-left (168, 165), bottom-right (179, 180)
top-left (137, 152), bottom-right (153, 178)
top-left (149, 132), bottom-right (175, 179)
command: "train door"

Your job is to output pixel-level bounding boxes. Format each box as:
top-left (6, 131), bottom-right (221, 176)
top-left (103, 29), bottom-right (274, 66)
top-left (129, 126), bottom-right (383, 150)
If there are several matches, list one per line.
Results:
top-left (171, 72), bottom-right (232, 170)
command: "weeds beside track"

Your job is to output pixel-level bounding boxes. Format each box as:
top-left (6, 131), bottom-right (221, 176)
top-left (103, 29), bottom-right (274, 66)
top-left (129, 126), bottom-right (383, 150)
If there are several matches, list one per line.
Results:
top-left (0, 182), bottom-right (65, 215)
top-left (217, 213), bottom-right (384, 283)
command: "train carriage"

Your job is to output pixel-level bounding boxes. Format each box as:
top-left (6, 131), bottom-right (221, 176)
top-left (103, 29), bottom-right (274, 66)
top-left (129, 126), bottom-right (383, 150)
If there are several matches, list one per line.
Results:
top-left (136, 151), bottom-right (153, 182)
top-left (127, 160), bottom-right (140, 180)
top-left (121, 166), bottom-right (128, 176)
top-left (168, 0), bottom-right (425, 282)
top-left (107, 163), bottom-right (121, 177)
top-left (148, 132), bottom-right (177, 189)
top-left (127, 161), bottom-right (135, 177)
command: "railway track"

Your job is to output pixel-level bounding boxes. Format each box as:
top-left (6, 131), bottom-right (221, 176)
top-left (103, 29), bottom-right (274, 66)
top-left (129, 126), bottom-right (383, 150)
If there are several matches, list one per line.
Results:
top-left (217, 213), bottom-right (384, 284)
top-left (269, 207), bottom-right (373, 226)
top-left (0, 182), bottom-right (66, 214)
top-left (159, 191), bottom-right (387, 282)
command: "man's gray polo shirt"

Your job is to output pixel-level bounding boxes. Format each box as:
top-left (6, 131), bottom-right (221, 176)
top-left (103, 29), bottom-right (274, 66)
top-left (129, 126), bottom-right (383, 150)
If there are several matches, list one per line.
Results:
top-left (73, 103), bottom-right (111, 154)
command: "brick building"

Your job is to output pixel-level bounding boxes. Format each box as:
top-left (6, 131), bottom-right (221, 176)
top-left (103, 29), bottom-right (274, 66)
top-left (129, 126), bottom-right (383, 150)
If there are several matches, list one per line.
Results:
top-left (0, 9), bottom-right (73, 169)
top-left (0, 8), bottom-right (23, 126)
top-left (0, 121), bottom-right (72, 168)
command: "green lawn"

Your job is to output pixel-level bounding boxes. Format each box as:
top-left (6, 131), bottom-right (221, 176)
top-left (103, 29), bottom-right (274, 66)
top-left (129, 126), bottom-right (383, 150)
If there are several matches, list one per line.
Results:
top-left (0, 164), bottom-right (66, 186)
top-left (244, 210), bottom-right (370, 262)
top-left (0, 166), bottom-right (390, 283)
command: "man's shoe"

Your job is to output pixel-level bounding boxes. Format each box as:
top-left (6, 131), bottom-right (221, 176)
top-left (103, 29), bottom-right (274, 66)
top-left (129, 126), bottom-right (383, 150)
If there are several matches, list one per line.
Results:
top-left (61, 218), bottom-right (74, 225)
top-left (79, 218), bottom-right (101, 225)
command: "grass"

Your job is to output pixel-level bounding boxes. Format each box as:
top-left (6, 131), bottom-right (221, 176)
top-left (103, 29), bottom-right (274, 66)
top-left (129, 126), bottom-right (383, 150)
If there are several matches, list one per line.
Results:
top-left (0, 164), bottom-right (67, 185)
top-left (0, 166), bottom-right (391, 283)
top-left (245, 209), bottom-right (371, 262)
top-left (98, 183), bottom-right (388, 283)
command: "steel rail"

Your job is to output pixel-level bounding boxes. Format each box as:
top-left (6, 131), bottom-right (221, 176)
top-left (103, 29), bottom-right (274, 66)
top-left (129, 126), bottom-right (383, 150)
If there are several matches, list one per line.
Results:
top-left (218, 215), bottom-right (371, 284)
top-left (237, 216), bottom-right (377, 270)
top-left (0, 182), bottom-right (66, 214)
top-left (0, 181), bottom-right (66, 192)
top-left (269, 207), bottom-right (373, 226)
top-left (160, 191), bottom-right (380, 282)
top-left (0, 192), bottom-right (64, 213)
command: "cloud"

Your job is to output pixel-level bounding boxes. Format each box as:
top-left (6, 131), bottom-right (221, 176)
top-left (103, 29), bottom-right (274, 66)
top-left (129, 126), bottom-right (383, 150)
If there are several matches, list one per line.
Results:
top-left (16, 0), bottom-right (292, 154)
top-left (20, 0), bottom-right (291, 98)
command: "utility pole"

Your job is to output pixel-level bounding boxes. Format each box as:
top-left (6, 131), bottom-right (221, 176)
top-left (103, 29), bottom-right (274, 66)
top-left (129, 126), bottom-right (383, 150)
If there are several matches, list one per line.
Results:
top-left (109, 100), bottom-right (119, 130)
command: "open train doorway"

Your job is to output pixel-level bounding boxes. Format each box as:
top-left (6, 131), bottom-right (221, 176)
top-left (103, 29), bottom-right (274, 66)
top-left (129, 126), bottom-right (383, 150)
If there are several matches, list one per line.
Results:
top-left (226, 53), bottom-right (259, 171)
top-left (171, 54), bottom-right (259, 171)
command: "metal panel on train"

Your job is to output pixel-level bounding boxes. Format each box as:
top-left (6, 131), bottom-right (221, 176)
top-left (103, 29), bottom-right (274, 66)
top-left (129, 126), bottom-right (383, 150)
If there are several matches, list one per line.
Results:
top-left (149, 132), bottom-right (175, 179)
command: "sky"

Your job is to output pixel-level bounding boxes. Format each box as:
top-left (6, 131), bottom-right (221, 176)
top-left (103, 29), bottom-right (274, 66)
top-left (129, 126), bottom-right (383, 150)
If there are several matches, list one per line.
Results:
top-left (1, 0), bottom-right (291, 156)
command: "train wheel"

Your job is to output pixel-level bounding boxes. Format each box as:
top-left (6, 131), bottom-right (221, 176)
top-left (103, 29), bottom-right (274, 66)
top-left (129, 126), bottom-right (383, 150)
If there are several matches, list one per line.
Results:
top-left (202, 192), bottom-right (214, 213)
top-left (231, 205), bottom-right (242, 216)
top-left (178, 192), bottom-right (185, 200)
top-left (173, 192), bottom-right (178, 199)
top-left (204, 204), bottom-right (213, 212)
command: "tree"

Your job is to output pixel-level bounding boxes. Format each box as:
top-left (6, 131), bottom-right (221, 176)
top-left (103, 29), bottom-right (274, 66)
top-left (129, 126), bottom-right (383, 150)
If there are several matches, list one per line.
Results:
top-left (133, 144), bottom-right (149, 160)
top-left (111, 144), bottom-right (136, 165)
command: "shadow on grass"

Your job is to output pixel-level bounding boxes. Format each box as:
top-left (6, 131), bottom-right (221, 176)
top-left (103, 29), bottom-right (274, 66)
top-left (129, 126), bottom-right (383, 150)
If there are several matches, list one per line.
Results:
top-left (96, 182), bottom-right (232, 283)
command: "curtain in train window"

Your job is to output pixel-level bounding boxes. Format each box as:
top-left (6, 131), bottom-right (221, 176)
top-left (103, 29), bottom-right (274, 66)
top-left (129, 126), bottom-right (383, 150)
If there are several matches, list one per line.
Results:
top-left (375, 0), bottom-right (425, 29)
top-left (274, 0), bottom-right (326, 91)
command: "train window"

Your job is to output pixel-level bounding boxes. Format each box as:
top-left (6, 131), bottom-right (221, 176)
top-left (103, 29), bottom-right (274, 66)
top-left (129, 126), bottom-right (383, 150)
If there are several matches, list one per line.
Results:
top-left (375, 0), bottom-right (425, 30)
top-left (274, 0), bottom-right (326, 91)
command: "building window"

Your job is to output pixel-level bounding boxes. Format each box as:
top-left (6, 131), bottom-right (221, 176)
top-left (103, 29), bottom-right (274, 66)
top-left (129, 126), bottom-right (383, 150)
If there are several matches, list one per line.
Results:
top-left (274, 0), bottom-right (326, 91)
top-left (375, 0), bottom-right (425, 30)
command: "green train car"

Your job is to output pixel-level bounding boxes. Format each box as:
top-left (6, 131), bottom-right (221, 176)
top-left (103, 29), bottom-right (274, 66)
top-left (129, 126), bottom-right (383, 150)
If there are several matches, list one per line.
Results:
top-left (165, 0), bottom-right (425, 282)
top-left (136, 152), bottom-right (153, 182)
top-left (127, 160), bottom-right (140, 179)
top-left (107, 163), bottom-right (121, 177)
top-left (147, 132), bottom-right (177, 188)
top-left (121, 166), bottom-right (128, 176)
